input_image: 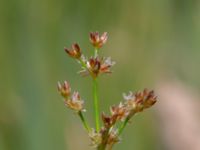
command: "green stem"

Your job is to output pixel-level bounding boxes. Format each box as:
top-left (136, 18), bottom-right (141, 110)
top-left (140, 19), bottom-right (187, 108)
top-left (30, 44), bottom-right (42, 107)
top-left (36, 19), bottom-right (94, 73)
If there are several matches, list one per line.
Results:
top-left (78, 111), bottom-right (90, 132)
top-left (79, 58), bottom-right (87, 69)
top-left (93, 78), bottom-right (100, 132)
top-left (94, 48), bottom-right (98, 58)
top-left (118, 117), bottom-right (130, 135)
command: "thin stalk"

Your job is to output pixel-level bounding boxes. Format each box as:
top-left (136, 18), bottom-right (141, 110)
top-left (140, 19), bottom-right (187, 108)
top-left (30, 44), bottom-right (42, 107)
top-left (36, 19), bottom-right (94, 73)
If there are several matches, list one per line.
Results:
top-left (78, 111), bottom-right (91, 132)
top-left (93, 78), bottom-right (100, 132)
top-left (78, 58), bottom-right (87, 69)
top-left (94, 48), bottom-right (98, 58)
top-left (118, 117), bottom-right (130, 135)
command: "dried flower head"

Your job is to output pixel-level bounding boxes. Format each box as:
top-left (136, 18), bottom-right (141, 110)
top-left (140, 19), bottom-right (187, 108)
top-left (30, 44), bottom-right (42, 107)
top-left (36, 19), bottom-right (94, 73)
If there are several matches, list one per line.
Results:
top-left (57, 81), bottom-right (71, 98)
top-left (65, 91), bottom-right (84, 112)
top-left (64, 43), bottom-right (81, 59)
top-left (89, 32), bottom-right (108, 48)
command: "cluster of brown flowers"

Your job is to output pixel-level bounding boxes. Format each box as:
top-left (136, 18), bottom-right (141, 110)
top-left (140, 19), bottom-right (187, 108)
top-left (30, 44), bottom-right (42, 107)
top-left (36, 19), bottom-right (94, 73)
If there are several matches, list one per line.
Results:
top-left (79, 57), bottom-right (115, 78)
top-left (89, 89), bottom-right (157, 148)
top-left (57, 81), bottom-right (84, 112)
top-left (64, 32), bottom-right (115, 79)
top-left (57, 31), bottom-right (157, 150)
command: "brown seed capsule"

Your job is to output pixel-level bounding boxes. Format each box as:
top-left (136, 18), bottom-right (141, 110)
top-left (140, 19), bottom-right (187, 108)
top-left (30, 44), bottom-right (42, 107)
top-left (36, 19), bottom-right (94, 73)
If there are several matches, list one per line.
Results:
top-left (64, 43), bottom-right (81, 59)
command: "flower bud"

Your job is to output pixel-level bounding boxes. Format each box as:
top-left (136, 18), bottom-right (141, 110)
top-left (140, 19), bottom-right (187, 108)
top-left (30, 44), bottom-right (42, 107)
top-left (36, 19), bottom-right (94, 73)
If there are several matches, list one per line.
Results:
top-left (57, 81), bottom-right (71, 98)
top-left (64, 43), bottom-right (81, 59)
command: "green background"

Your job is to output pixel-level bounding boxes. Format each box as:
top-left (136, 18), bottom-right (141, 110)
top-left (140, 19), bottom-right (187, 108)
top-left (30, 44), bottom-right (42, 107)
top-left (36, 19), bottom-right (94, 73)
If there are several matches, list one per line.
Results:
top-left (1, 0), bottom-right (200, 150)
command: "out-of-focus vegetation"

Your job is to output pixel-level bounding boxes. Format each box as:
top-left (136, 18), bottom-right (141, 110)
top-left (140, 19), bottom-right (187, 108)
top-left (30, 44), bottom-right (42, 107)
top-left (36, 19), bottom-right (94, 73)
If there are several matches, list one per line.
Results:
top-left (1, 0), bottom-right (200, 150)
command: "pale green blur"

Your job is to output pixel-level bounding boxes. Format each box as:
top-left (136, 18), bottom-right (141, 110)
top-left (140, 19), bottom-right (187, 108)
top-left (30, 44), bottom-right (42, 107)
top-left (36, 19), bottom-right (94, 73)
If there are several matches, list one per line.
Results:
top-left (1, 0), bottom-right (200, 150)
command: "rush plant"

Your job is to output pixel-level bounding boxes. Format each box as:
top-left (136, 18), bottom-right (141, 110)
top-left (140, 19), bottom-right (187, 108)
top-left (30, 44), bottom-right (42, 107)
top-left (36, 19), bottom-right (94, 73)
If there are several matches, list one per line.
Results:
top-left (57, 32), bottom-right (157, 150)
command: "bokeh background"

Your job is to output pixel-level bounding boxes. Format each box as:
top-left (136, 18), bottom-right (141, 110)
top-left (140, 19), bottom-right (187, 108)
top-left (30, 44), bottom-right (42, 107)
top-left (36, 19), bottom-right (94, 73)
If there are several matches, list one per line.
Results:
top-left (1, 0), bottom-right (200, 150)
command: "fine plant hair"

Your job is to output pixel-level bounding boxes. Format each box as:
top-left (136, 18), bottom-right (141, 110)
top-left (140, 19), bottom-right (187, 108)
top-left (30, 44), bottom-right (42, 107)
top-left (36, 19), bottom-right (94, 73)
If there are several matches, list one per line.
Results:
top-left (57, 31), bottom-right (157, 150)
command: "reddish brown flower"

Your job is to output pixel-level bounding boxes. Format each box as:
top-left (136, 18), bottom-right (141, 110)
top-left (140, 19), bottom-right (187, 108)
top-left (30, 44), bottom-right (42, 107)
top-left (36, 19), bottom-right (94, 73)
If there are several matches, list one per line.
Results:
top-left (65, 91), bottom-right (84, 112)
top-left (101, 112), bottom-right (113, 128)
top-left (100, 57), bottom-right (116, 74)
top-left (89, 32), bottom-right (108, 48)
top-left (88, 57), bottom-right (101, 77)
top-left (57, 81), bottom-right (71, 98)
top-left (79, 57), bottom-right (115, 78)
top-left (140, 89), bottom-right (157, 109)
top-left (110, 103), bottom-right (128, 121)
top-left (64, 43), bottom-right (81, 59)
top-left (102, 103), bottom-right (128, 128)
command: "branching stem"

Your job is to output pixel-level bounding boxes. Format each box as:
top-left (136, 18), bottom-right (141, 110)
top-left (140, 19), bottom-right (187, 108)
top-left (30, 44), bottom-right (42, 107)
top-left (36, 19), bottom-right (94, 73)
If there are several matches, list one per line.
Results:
top-left (118, 117), bottom-right (130, 135)
top-left (78, 111), bottom-right (91, 132)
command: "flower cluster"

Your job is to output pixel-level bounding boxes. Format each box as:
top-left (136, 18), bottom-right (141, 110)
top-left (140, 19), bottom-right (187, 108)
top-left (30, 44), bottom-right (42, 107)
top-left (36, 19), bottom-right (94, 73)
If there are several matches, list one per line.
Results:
top-left (57, 81), bottom-right (84, 112)
top-left (123, 89), bottom-right (157, 115)
top-left (63, 32), bottom-right (114, 79)
top-left (89, 89), bottom-right (157, 148)
top-left (57, 31), bottom-right (157, 150)
top-left (79, 57), bottom-right (115, 78)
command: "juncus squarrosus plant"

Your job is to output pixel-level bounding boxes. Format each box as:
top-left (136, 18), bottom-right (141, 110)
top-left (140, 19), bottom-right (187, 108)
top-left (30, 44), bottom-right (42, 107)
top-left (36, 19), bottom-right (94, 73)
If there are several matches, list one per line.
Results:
top-left (57, 31), bottom-right (157, 150)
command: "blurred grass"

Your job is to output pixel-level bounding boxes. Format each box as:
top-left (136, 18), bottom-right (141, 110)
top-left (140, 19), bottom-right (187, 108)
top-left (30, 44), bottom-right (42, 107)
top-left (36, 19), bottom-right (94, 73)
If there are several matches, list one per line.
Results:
top-left (0, 0), bottom-right (200, 150)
